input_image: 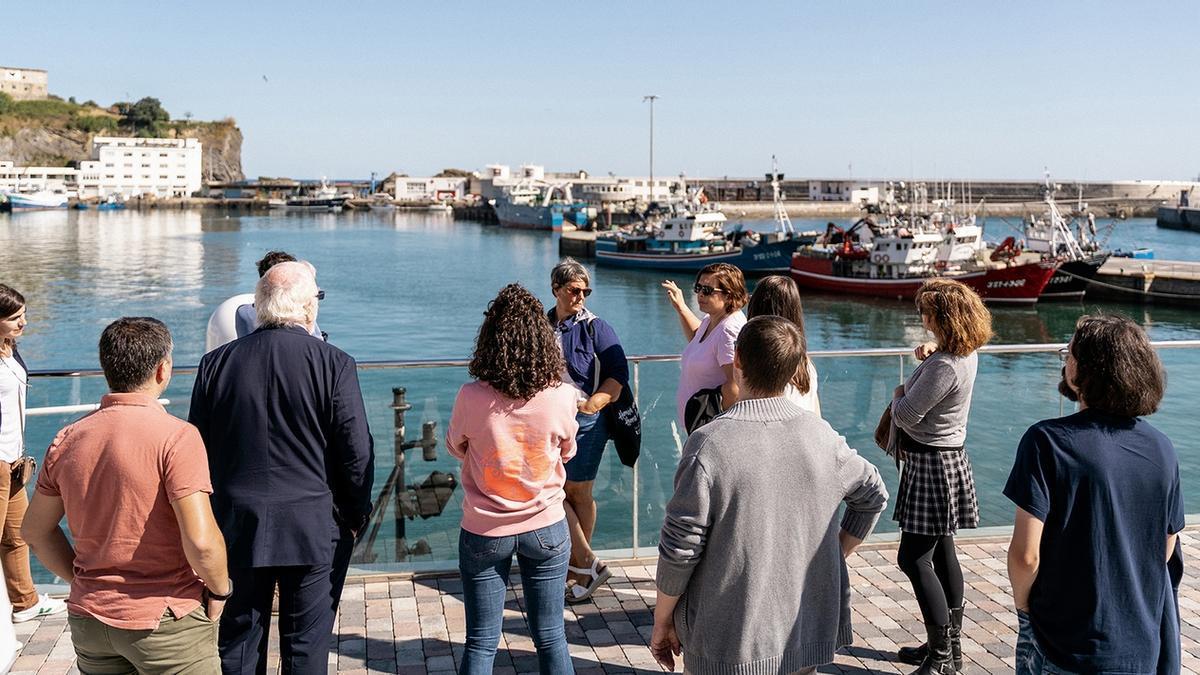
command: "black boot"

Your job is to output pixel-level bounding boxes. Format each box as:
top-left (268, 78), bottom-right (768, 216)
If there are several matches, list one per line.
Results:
top-left (907, 624), bottom-right (954, 675)
top-left (898, 606), bottom-right (964, 671)
top-left (948, 604), bottom-right (964, 671)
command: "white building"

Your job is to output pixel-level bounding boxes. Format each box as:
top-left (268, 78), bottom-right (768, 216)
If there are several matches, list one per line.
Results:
top-left (0, 66), bottom-right (47, 101)
top-left (393, 177), bottom-right (468, 203)
top-left (0, 161), bottom-right (75, 192)
top-left (79, 137), bottom-right (202, 198)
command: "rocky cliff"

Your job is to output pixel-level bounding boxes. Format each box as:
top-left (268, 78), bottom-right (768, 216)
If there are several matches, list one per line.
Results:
top-left (0, 119), bottom-right (244, 182)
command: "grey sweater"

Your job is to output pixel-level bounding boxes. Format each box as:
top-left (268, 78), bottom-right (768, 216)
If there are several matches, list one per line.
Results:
top-left (891, 351), bottom-right (978, 447)
top-left (656, 397), bottom-right (889, 675)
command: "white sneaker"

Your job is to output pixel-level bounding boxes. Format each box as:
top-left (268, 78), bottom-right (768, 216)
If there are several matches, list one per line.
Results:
top-left (12, 594), bottom-right (67, 623)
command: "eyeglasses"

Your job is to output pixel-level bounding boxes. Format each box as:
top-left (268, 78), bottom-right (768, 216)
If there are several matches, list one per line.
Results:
top-left (1058, 346), bottom-right (1070, 358)
top-left (316, 290), bottom-right (326, 301)
top-left (560, 286), bottom-right (592, 298)
top-left (693, 283), bottom-right (726, 297)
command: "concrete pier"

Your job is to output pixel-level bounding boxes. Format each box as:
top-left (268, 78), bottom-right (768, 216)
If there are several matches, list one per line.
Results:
top-left (1089, 258), bottom-right (1200, 306)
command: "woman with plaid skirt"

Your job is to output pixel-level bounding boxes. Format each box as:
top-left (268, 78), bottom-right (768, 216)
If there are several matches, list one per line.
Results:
top-left (890, 279), bottom-right (992, 675)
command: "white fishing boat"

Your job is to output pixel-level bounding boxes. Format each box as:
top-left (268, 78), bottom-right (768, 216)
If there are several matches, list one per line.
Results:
top-left (3, 189), bottom-right (69, 211)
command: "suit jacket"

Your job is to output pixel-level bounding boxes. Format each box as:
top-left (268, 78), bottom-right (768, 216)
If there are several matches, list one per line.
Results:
top-left (188, 325), bottom-right (374, 568)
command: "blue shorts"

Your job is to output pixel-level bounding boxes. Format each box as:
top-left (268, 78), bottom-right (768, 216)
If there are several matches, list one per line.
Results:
top-left (565, 410), bottom-right (608, 483)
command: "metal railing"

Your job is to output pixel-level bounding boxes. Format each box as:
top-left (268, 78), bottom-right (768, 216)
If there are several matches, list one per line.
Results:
top-left (25, 339), bottom-right (1200, 569)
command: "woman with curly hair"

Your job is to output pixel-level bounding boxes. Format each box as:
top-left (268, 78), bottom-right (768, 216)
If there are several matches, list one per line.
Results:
top-left (891, 278), bottom-right (992, 675)
top-left (447, 283), bottom-right (579, 674)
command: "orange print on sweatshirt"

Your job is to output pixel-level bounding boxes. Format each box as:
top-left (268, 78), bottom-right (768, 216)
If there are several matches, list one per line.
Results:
top-left (477, 424), bottom-right (554, 502)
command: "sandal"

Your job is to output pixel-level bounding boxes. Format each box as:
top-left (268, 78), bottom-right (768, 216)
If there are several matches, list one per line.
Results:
top-left (565, 558), bottom-right (612, 604)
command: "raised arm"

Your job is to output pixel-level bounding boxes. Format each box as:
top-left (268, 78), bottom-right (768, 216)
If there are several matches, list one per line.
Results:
top-left (662, 280), bottom-right (702, 342)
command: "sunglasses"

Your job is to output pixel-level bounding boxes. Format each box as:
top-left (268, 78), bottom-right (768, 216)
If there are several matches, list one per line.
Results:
top-left (560, 286), bottom-right (592, 298)
top-left (316, 290), bottom-right (326, 301)
top-left (693, 283), bottom-right (726, 297)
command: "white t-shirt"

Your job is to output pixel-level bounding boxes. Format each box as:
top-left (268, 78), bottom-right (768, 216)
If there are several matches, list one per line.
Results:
top-left (676, 311), bottom-right (747, 429)
top-left (0, 356), bottom-right (27, 462)
top-left (783, 359), bottom-right (821, 415)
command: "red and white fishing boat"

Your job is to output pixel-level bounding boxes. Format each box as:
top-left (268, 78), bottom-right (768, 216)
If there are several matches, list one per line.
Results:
top-left (789, 197), bottom-right (1058, 303)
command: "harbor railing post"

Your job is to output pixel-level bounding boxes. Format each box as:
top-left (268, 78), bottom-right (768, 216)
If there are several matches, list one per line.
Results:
top-left (632, 361), bottom-right (640, 558)
top-left (391, 387), bottom-right (411, 560)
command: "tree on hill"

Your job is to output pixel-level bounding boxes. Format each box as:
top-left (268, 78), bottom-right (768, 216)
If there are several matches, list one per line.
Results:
top-left (435, 168), bottom-right (473, 177)
top-left (115, 97), bottom-right (170, 136)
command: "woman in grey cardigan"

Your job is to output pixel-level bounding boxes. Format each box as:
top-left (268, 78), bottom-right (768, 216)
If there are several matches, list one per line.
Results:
top-left (651, 316), bottom-right (888, 675)
top-left (891, 279), bottom-right (992, 675)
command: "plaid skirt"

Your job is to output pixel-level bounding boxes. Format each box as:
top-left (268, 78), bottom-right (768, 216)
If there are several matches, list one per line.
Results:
top-left (893, 446), bottom-right (979, 536)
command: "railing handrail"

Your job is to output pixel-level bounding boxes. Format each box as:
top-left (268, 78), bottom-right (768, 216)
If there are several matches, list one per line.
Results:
top-left (24, 339), bottom-right (1200, 379)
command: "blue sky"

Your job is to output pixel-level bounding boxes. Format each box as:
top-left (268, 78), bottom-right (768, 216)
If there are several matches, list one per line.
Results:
top-left (8, 1), bottom-right (1198, 180)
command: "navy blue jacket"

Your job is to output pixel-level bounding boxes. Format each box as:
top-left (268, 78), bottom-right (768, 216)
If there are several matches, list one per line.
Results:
top-left (188, 325), bottom-right (375, 568)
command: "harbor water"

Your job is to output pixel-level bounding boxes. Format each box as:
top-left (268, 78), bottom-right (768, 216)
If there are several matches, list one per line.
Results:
top-left (3, 208), bottom-right (1200, 577)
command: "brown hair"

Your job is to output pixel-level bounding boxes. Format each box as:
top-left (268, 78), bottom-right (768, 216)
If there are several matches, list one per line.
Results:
top-left (257, 250), bottom-right (297, 277)
top-left (468, 284), bottom-right (564, 400)
top-left (696, 263), bottom-right (747, 314)
top-left (735, 315), bottom-right (805, 396)
top-left (746, 275), bottom-right (811, 394)
top-left (1069, 314), bottom-right (1165, 417)
top-left (99, 317), bottom-right (173, 393)
top-left (914, 279), bottom-right (993, 356)
top-left (0, 284), bottom-right (26, 350)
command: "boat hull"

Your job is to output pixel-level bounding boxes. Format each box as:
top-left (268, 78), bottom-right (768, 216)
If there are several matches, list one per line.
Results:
top-left (493, 201), bottom-right (564, 231)
top-left (5, 194), bottom-right (68, 210)
top-left (789, 256), bottom-right (1058, 304)
top-left (596, 238), bottom-right (801, 274)
top-left (1039, 254), bottom-right (1109, 300)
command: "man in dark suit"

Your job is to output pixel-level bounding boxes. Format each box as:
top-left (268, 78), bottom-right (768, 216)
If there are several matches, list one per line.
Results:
top-left (189, 261), bottom-right (374, 675)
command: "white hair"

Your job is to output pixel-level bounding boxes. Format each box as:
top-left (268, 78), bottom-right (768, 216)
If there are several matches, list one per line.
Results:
top-left (255, 261), bottom-right (318, 328)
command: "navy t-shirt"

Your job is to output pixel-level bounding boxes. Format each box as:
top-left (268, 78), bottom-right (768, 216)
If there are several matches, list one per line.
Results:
top-left (1004, 409), bottom-right (1184, 673)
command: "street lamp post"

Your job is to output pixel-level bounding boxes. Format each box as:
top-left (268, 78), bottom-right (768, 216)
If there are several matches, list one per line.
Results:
top-left (643, 94), bottom-right (658, 203)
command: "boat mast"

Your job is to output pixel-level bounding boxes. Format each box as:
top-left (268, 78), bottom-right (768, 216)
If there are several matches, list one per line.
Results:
top-left (643, 95), bottom-right (658, 205)
top-left (771, 155), bottom-right (794, 235)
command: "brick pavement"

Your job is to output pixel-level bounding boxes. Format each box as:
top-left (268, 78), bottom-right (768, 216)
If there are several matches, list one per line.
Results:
top-left (12, 528), bottom-right (1200, 674)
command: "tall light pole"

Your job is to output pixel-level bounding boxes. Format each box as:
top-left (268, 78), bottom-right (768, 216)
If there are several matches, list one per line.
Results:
top-left (643, 95), bottom-right (658, 203)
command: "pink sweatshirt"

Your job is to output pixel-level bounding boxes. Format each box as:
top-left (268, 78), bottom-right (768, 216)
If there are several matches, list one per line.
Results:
top-left (446, 380), bottom-right (579, 537)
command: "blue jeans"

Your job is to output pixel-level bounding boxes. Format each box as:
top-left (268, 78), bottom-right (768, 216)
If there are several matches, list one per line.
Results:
top-left (459, 519), bottom-right (573, 674)
top-left (1016, 611), bottom-right (1079, 675)
top-left (565, 410), bottom-right (608, 482)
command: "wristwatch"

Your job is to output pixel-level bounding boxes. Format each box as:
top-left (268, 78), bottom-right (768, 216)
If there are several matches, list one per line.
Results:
top-left (203, 581), bottom-right (234, 602)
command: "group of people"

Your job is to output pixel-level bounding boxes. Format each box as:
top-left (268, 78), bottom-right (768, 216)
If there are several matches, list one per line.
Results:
top-left (3, 253), bottom-right (374, 675)
top-left (0, 250), bottom-right (1187, 675)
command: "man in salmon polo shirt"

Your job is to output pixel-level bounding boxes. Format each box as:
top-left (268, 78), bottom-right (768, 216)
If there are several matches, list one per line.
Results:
top-left (23, 317), bottom-right (231, 674)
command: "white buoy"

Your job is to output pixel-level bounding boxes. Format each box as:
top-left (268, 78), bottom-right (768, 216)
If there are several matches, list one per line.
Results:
top-left (204, 293), bottom-right (255, 353)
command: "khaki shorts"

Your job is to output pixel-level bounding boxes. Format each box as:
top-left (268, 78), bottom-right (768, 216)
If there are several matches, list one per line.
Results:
top-left (68, 608), bottom-right (220, 675)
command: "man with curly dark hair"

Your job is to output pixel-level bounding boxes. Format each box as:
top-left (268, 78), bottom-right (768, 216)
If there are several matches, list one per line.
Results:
top-left (447, 283), bottom-right (579, 674)
top-left (1006, 314), bottom-right (1182, 674)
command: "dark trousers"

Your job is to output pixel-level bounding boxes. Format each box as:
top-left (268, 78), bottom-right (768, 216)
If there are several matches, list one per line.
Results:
top-left (897, 532), bottom-right (964, 627)
top-left (219, 527), bottom-right (354, 675)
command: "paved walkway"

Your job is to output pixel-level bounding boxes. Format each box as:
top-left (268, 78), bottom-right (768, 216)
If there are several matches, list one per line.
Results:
top-left (11, 528), bottom-right (1200, 674)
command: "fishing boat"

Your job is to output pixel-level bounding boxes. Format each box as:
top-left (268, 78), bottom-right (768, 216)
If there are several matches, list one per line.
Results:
top-left (3, 189), bottom-right (69, 211)
top-left (269, 179), bottom-right (348, 212)
top-left (491, 181), bottom-right (587, 231)
top-left (367, 194), bottom-right (397, 212)
top-left (595, 159), bottom-right (812, 273)
top-left (789, 194), bottom-right (1058, 304)
top-left (1014, 179), bottom-right (1110, 300)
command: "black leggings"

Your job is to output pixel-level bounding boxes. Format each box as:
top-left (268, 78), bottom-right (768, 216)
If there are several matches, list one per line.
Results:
top-left (897, 532), bottom-right (964, 627)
